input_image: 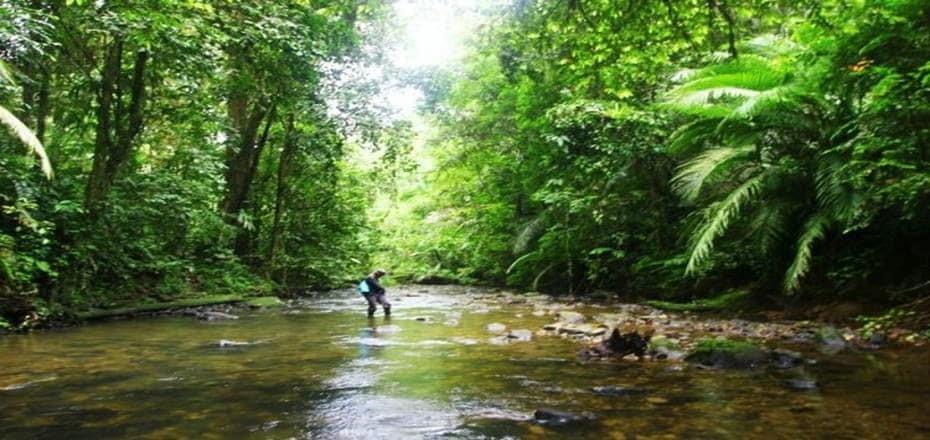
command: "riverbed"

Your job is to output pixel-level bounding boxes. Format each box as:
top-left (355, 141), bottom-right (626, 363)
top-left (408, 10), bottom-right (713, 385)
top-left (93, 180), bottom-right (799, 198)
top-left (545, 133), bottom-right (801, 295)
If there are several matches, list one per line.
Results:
top-left (2, 286), bottom-right (929, 439)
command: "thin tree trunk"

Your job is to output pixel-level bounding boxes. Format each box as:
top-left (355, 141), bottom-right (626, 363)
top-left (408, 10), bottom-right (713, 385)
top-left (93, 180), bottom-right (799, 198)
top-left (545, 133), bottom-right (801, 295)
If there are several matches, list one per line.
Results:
top-left (711, 0), bottom-right (739, 58)
top-left (269, 114), bottom-right (297, 276)
top-left (221, 100), bottom-right (269, 217)
top-left (231, 105), bottom-right (276, 259)
top-left (36, 70), bottom-right (49, 144)
top-left (85, 37), bottom-right (122, 212)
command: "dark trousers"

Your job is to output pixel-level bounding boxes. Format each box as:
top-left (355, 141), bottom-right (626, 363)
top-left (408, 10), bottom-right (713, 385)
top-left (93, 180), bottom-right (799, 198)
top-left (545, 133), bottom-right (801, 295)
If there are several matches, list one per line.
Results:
top-left (364, 292), bottom-right (391, 316)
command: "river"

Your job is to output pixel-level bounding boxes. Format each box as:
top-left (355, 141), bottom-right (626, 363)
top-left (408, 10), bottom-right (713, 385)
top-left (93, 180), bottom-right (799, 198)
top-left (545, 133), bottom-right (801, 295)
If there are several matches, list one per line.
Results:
top-left (2, 285), bottom-right (929, 439)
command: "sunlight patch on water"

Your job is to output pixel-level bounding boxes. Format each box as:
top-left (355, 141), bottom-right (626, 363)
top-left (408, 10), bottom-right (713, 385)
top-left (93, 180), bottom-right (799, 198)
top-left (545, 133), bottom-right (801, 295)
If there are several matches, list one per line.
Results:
top-left (308, 394), bottom-right (461, 439)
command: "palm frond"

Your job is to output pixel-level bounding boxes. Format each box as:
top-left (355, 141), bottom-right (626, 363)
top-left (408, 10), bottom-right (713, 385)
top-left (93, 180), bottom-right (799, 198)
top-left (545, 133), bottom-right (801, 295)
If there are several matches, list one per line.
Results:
top-left (513, 215), bottom-right (546, 254)
top-left (747, 201), bottom-right (789, 254)
top-left (0, 60), bottom-right (12, 84)
top-left (783, 213), bottom-right (830, 293)
top-left (685, 171), bottom-right (768, 274)
top-left (743, 34), bottom-right (799, 57)
top-left (667, 119), bottom-right (719, 155)
top-left (672, 145), bottom-right (754, 201)
top-left (0, 104), bottom-right (53, 179)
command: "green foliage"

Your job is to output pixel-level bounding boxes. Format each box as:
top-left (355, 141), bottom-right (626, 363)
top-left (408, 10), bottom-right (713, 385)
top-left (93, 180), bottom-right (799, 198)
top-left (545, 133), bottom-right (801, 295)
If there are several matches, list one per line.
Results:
top-left (377, 0), bottom-right (930, 306)
top-left (0, 0), bottom-right (389, 329)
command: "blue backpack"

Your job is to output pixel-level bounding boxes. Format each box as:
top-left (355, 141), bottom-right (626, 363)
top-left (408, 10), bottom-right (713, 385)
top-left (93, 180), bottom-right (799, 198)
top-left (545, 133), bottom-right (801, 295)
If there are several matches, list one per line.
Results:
top-left (356, 279), bottom-right (370, 295)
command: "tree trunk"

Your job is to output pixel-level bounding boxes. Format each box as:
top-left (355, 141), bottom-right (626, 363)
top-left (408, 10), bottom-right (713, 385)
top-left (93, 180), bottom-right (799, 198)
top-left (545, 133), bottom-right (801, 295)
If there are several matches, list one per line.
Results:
top-left (225, 103), bottom-right (275, 259)
top-left (268, 114), bottom-right (297, 277)
top-left (709, 0), bottom-right (738, 58)
top-left (84, 38), bottom-right (148, 215)
top-left (85, 38), bottom-right (122, 212)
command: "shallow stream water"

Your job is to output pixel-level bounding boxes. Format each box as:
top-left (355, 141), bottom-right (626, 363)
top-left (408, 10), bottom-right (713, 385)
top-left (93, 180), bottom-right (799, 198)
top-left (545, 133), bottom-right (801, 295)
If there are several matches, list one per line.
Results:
top-left (2, 286), bottom-right (929, 439)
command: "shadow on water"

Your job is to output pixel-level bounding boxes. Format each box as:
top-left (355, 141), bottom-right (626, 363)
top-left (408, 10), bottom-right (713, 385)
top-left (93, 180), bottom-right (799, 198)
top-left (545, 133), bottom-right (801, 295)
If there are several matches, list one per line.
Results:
top-left (2, 286), bottom-right (930, 439)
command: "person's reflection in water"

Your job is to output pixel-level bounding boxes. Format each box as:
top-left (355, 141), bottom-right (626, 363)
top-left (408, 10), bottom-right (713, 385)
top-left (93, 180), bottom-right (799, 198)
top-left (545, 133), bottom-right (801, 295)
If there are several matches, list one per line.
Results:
top-left (358, 315), bottom-right (391, 360)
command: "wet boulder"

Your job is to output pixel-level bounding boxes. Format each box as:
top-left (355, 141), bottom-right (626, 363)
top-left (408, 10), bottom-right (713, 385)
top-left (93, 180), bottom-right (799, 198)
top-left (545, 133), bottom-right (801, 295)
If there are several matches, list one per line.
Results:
top-left (533, 408), bottom-right (591, 427)
top-left (579, 327), bottom-right (653, 360)
top-left (816, 326), bottom-right (848, 352)
top-left (560, 323), bottom-right (607, 337)
top-left (556, 311), bottom-right (585, 324)
top-left (685, 338), bottom-right (769, 369)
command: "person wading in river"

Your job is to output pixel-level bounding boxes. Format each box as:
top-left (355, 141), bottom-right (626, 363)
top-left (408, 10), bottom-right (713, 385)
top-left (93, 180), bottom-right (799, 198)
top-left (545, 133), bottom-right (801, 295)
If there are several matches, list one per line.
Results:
top-left (358, 269), bottom-right (390, 317)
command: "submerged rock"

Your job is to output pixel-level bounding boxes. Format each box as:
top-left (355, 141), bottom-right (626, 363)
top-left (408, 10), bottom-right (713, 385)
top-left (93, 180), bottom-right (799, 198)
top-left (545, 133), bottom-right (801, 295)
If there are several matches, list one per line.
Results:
top-left (533, 408), bottom-right (591, 427)
top-left (816, 326), bottom-right (848, 352)
top-left (217, 339), bottom-right (259, 347)
top-left (198, 311), bottom-right (239, 321)
top-left (488, 335), bottom-right (511, 345)
top-left (486, 323), bottom-right (507, 334)
top-left (374, 325), bottom-right (402, 334)
top-left (451, 337), bottom-right (479, 345)
top-left (783, 379), bottom-right (819, 391)
top-left (770, 348), bottom-right (805, 369)
top-left (591, 385), bottom-right (646, 397)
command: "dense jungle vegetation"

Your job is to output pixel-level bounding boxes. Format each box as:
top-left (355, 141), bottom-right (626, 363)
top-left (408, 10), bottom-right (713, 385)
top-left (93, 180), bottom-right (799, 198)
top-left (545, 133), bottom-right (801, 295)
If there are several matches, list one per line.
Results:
top-left (2, 0), bottom-right (930, 330)
top-left (374, 0), bottom-right (930, 302)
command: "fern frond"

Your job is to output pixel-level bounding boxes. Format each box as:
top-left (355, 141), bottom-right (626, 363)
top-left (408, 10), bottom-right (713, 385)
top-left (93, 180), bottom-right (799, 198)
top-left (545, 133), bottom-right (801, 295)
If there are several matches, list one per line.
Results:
top-left (685, 171), bottom-right (768, 274)
top-left (815, 157), bottom-right (862, 226)
top-left (783, 214), bottom-right (830, 293)
top-left (0, 105), bottom-right (53, 179)
top-left (672, 145), bottom-right (754, 201)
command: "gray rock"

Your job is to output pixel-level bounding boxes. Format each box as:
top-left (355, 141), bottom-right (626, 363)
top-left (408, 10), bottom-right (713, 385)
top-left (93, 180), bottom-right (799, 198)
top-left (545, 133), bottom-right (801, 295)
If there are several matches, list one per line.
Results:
top-left (653, 346), bottom-right (686, 361)
top-left (783, 379), bottom-right (818, 391)
top-left (816, 326), bottom-right (848, 352)
top-left (556, 311), bottom-right (585, 324)
top-left (508, 329), bottom-right (533, 342)
top-left (217, 339), bottom-right (254, 347)
top-left (558, 323), bottom-right (607, 336)
top-left (591, 386), bottom-right (647, 396)
top-left (199, 311), bottom-right (239, 321)
top-left (486, 323), bottom-right (507, 334)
